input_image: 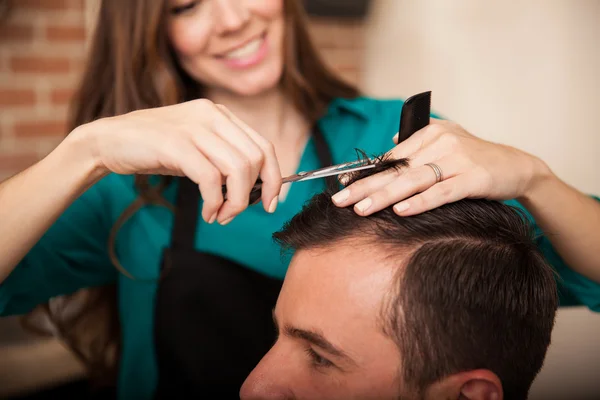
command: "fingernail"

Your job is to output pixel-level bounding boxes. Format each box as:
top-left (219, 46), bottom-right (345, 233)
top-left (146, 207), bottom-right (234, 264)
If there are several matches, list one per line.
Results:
top-left (332, 189), bottom-right (350, 204)
top-left (394, 202), bottom-right (410, 214)
top-left (393, 132), bottom-right (399, 144)
top-left (355, 198), bottom-right (372, 213)
top-left (219, 216), bottom-right (234, 226)
top-left (268, 196), bottom-right (278, 213)
top-left (208, 213), bottom-right (217, 224)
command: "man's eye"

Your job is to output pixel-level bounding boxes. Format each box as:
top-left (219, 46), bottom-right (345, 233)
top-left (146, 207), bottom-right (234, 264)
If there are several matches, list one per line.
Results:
top-left (170, 1), bottom-right (199, 15)
top-left (305, 347), bottom-right (334, 368)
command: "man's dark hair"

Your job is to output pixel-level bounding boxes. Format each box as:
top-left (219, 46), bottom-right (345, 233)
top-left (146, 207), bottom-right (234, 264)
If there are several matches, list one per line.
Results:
top-left (274, 154), bottom-right (558, 400)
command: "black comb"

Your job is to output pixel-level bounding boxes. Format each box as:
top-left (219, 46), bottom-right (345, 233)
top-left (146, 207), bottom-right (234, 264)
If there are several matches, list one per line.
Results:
top-left (397, 91), bottom-right (431, 143)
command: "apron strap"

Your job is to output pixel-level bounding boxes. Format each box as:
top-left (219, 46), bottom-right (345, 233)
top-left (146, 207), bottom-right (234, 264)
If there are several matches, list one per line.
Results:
top-left (170, 124), bottom-right (334, 251)
top-left (312, 123), bottom-right (339, 192)
top-left (170, 178), bottom-right (200, 251)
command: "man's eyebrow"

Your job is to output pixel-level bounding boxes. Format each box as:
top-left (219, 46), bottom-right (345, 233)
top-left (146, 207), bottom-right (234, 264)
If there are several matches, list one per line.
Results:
top-left (272, 310), bottom-right (357, 366)
top-left (283, 324), bottom-right (357, 366)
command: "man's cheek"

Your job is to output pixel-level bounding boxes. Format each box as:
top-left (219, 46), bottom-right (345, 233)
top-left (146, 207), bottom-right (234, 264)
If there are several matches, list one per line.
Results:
top-left (299, 373), bottom-right (350, 400)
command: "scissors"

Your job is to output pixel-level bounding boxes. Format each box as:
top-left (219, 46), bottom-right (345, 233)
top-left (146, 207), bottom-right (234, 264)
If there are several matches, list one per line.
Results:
top-left (222, 159), bottom-right (377, 205)
top-left (221, 90), bottom-right (432, 206)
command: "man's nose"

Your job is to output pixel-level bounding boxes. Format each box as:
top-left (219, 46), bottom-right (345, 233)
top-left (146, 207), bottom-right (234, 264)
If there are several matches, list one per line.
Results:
top-left (240, 349), bottom-right (294, 400)
top-left (213, 0), bottom-right (250, 35)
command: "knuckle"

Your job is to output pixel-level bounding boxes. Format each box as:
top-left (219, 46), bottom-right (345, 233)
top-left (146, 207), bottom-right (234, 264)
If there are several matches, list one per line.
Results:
top-left (411, 194), bottom-right (426, 209)
top-left (228, 198), bottom-right (248, 214)
top-left (437, 181), bottom-right (454, 198)
top-left (348, 178), bottom-right (367, 194)
top-left (409, 169), bottom-right (429, 186)
top-left (439, 132), bottom-right (460, 149)
top-left (229, 157), bottom-right (252, 175)
top-left (380, 184), bottom-right (399, 201)
top-left (247, 148), bottom-right (265, 167)
top-left (453, 153), bottom-right (471, 168)
top-left (202, 167), bottom-right (221, 187)
top-left (263, 141), bottom-right (276, 156)
top-left (426, 123), bottom-right (446, 138)
top-left (194, 98), bottom-right (215, 110)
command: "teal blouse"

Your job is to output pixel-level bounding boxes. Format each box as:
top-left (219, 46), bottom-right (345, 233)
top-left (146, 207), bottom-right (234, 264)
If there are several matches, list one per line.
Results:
top-left (1, 97), bottom-right (600, 399)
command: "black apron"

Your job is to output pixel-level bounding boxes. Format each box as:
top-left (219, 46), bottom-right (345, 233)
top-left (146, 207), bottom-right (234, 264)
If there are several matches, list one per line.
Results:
top-left (154, 126), bottom-right (336, 398)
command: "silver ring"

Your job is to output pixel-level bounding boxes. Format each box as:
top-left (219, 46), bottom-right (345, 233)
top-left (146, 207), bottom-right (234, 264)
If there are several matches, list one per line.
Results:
top-left (425, 163), bottom-right (443, 183)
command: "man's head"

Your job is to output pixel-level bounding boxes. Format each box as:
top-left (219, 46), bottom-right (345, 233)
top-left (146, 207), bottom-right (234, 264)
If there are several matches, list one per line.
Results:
top-left (240, 158), bottom-right (558, 400)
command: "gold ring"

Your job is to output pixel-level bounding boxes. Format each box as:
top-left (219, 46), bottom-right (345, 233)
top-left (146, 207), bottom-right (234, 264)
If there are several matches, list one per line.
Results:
top-left (425, 163), bottom-right (443, 183)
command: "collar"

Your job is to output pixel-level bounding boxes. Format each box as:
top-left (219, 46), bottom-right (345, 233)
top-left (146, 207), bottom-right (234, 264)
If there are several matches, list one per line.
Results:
top-left (326, 96), bottom-right (370, 121)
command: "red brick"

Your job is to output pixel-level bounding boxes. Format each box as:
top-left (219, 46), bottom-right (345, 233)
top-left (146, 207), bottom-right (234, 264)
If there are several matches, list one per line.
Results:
top-left (0, 152), bottom-right (40, 171)
top-left (9, 56), bottom-right (71, 74)
top-left (14, 120), bottom-right (67, 138)
top-left (18, 0), bottom-right (82, 10)
top-left (46, 25), bottom-right (86, 41)
top-left (50, 88), bottom-right (75, 105)
top-left (0, 24), bottom-right (34, 41)
top-left (0, 88), bottom-right (37, 106)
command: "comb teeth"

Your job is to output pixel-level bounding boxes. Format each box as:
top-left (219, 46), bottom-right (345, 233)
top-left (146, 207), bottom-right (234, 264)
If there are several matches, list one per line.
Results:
top-left (397, 91), bottom-right (431, 143)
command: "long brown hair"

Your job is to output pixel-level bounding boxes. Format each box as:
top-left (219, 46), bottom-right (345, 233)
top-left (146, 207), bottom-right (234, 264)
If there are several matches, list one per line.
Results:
top-left (22, 0), bottom-right (359, 386)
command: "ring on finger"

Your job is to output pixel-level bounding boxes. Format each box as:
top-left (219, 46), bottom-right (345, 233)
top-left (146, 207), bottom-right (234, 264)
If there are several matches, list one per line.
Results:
top-left (425, 163), bottom-right (444, 183)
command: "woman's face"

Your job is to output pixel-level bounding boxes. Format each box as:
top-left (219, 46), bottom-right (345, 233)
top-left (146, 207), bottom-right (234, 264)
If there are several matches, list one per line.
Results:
top-left (167, 0), bottom-right (285, 97)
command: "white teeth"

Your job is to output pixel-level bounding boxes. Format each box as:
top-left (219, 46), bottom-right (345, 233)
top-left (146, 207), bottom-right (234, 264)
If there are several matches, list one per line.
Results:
top-left (224, 38), bottom-right (262, 60)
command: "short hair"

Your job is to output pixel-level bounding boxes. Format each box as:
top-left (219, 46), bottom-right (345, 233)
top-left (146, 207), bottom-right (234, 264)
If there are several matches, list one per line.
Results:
top-left (274, 154), bottom-right (558, 400)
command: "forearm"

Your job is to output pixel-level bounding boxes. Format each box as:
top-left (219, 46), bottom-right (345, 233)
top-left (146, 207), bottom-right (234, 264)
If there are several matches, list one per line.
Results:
top-left (519, 165), bottom-right (600, 283)
top-left (0, 127), bottom-right (106, 282)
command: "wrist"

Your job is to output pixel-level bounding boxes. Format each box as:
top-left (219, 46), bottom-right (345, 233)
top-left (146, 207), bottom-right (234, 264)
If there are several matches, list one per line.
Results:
top-left (517, 155), bottom-right (557, 204)
top-left (59, 123), bottom-right (110, 186)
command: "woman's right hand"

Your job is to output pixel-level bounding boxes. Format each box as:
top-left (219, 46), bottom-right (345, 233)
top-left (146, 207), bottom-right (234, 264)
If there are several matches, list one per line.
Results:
top-left (78, 99), bottom-right (282, 225)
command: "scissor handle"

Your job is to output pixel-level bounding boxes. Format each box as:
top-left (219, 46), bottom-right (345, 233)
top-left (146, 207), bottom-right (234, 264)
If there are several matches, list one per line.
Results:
top-left (221, 179), bottom-right (263, 206)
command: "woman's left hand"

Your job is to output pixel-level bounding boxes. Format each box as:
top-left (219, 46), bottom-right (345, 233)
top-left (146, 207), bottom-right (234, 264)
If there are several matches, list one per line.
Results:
top-left (331, 119), bottom-right (551, 216)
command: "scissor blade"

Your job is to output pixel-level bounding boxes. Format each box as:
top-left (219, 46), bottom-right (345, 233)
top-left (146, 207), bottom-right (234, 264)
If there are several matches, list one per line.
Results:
top-left (285, 163), bottom-right (377, 183)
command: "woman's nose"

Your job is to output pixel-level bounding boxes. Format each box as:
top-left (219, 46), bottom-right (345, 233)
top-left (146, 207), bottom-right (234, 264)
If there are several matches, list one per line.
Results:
top-left (213, 0), bottom-right (251, 35)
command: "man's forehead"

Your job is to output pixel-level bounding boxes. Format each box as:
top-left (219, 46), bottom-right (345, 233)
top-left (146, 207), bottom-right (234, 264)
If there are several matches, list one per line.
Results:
top-left (277, 243), bottom-right (402, 367)
top-left (284, 243), bottom-right (399, 312)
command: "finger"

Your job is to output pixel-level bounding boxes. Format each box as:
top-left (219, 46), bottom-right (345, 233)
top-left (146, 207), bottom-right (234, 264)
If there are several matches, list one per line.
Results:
top-left (175, 143), bottom-right (224, 224)
top-left (352, 158), bottom-right (459, 216)
top-left (389, 120), bottom-right (450, 160)
top-left (216, 105), bottom-right (282, 212)
top-left (392, 174), bottom-right (471, 216)
top-left (212, 106), bottom-right (264, 186)
top-left (189, 129), bottom-right (253, 224)
top-left (332, 167), bottom-right (406, 208)
top-left (392, 117), bottom-right (450, 145)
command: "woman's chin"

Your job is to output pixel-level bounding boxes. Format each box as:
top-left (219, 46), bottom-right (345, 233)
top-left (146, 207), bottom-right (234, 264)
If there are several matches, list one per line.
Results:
top-left (231, 76), bottom-right (281, 97)
top-left (228, 62), bottom-right (283, 97)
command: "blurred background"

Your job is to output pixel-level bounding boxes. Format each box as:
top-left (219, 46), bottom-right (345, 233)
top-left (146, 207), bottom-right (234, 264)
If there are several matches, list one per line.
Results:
top-left (0, 0), bottom-right (599, 398)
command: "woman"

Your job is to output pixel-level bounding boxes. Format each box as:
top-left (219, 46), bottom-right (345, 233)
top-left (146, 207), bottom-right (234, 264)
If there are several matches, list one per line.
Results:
top-left (0, 0), bottom-right (599, 398)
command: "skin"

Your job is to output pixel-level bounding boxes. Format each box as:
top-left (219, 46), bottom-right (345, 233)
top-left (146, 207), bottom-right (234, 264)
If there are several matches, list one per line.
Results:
top-left (332, 120), bottom-right (600, 283)
top-left (0, 1), bottom-right (574, 395)
top-left (0, 0), bottom-right (302, 280)
top-left (240, 246), bottom-right (403, 399)
top-left (240, 244), bottom-right (503, 400)
top-left (168, 0), bottom-right (285, 97)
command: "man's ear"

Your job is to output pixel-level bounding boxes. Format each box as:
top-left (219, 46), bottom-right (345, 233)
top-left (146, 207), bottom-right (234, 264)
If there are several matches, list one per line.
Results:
top-left (425, 370), bottom-right (503, 400)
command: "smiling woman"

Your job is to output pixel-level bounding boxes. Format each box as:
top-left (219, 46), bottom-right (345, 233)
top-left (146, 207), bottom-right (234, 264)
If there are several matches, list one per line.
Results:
top-left (6, 0), bottom-right (360, 398)
top-left (2, 0), bottom-right (600, 399)
top-left (167, 0), bottom-right (285, 96)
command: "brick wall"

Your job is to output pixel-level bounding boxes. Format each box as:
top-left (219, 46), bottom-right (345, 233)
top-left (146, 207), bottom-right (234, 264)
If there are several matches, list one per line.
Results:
top-left (0, 0), bottom-right (85, 180)
top-left (0, 1), bottom-right (364, 180)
